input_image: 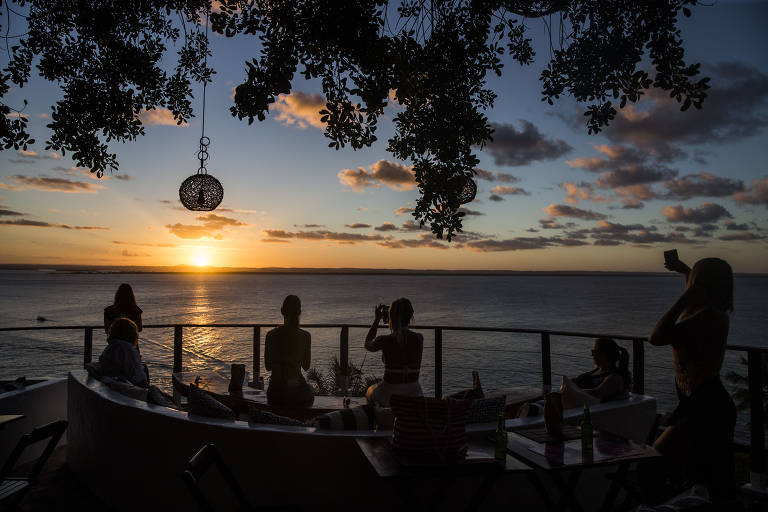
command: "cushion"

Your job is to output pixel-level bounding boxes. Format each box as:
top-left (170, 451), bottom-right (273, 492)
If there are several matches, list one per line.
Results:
top-left (248, 408), bottom-right (307, 427)
top-left (101, 376), bottom-right (149, 402)
top-left (390, 395), bottom-right (470, 462)
top-left (467, 395), bottom-right (506, 424)
top-left (188, 384), bottom-right (235, 420)
top-left (310, 405), bottom-right (375, 430)
top-left (146, 385), bottom-right (179, 409)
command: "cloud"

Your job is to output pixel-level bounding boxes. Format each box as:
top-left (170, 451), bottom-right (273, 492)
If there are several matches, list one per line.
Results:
top-left (195, 213), bottom-right (247, 229)
top-left (561, 181), bottom-right (610, 205)
top-left (661, 203), bottom-right (733, 224)
top-left (338, 160), bottom-right (415, 191)
top-left (261, 238), bottom-right (292, 243)
top-left (724, 221), bottom-right (750, 231)
top-left (394, 206), bottom-right (414, 216)
top-left (10, 150), bottom-right (62, 161)
top-left (458, 207), bottom-right (484, 216)
top-left (473, 168), bottom-right (520, 183)
top-left (3, 175), bottom-right (104, 193)
top-left (261, 229), bottom-right (388, 244)
top-left (543, 204), bottom-right (608, 220)
top-left (400, 220), bottom-right (426, 232)
top-left (488, 194), bottom-right (504, 202)
top-left (293, 224), bottom-right (325, 228)
top-left (486, 121), bottom-right (572, 166)
top-left (376, 238), bottom-right (449, 250)
top-left (664, 172), bottom-right (746, 200)
top-left (0, 208), bottom-right (24, 216)
top-left (718, 232), bottom-right (764, 241)
top-left (165, 224), bottom-right (224, 240)
top-left (137, 108), bottom-right (187, 126)
top-left (601, 62), bottom-right (768, 159)
top-left (539, 219), bottom-right (565, 229)
top-left (594, 164), bottom-right (676, 189)
top-left (165, 214), bottom-right (247, 240)
top-left (112, 241), bottom-right (176, 248)
top-left (271, 91), bottom-right (326, 130)
top-left (490, 185), bottom-right (530, 196)
top-left (346, 223), bottom-right (371, 229)
top-left (733, 177), bottom-right (768, 207)
top-left (0, 219), bottom-right (109, 230)
top-left (464, 236), bottom-right (588, 252)
top-left (374, 223), bottom-right (398, 232)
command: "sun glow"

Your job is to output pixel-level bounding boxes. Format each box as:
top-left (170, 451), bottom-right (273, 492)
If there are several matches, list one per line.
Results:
top-left (192, 251), bottom-right (210, 267)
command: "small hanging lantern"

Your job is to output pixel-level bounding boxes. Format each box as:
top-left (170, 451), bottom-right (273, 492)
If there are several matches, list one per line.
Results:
top-left (179, 8), bottom-right (223, 212)
top-left (179, 136), bottom-right (223, 211)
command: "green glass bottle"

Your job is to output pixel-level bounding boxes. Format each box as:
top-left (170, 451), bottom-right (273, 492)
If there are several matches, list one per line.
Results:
top-left (581, 404), bottom-right (593, 453)
top-left (494, 412), bottom-right (508, 463)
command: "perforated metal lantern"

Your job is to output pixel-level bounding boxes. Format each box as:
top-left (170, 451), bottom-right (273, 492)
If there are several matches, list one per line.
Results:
top-left (457, 176), bottom-right (477, 204)
top-left (179, 173), bottom-right (223, 211)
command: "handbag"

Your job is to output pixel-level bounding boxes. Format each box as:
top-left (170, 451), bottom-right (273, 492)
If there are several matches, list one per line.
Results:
top-left (390, 394), bottom-right (471, 465)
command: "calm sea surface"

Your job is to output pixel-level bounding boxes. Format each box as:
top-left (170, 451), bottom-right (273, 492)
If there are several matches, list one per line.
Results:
top-left (0, 270), bottom-right (765, 441)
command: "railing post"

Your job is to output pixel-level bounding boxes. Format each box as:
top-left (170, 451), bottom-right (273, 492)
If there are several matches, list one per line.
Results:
top-left (83, 327), bottom-right (93, 367)
top-left (252, 326), bottom-right (261, 389)
top-left (435, 328), bottom-right (442, 399)
top-left (747, 349), bottom-right (766, 488)
top-left (632, 338), bottom-right (645, 395)
top-left (173, 325), bottom-right (183, 374)
top-left (340, 326), bottom-right (349, 395)
top-left (540, 332), bottom-right (551, 388)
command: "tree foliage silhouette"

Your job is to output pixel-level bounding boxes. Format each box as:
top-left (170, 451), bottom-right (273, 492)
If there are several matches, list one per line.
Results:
top-left (0, 0), bottom-right (709, 239)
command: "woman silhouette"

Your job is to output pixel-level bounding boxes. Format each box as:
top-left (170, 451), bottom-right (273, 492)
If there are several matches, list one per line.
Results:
top-left (104, 283), bottom-right (142, 334)
top-left (363, 298), bottom-right (424, 407)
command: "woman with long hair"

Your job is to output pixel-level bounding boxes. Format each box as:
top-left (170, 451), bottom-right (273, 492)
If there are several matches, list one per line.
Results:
top-left (104, 283), bottom-right (142, 333)
top-left (264, 295), bottom-right (314, 406)
top-left (646, 256), bottom-right (736, 503)
top-left (364, 297), bottom-right (424, 407)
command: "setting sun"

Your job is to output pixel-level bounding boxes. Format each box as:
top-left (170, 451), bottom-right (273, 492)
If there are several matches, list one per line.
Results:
top-left (192, 252), bottom-right (210, 267)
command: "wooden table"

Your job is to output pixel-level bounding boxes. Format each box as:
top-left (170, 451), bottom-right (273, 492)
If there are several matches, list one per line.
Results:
top-left (0, 415), bottom-right (24, 430)
top-left (357, 436), bottom-right (531, 511)
top-left (172, 371), bottom-right (367, 421)
top-left (504, 429), bottom-right (661, 512)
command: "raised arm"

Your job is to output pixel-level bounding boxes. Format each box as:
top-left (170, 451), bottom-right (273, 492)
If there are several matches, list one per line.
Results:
top-left (364, 304), bottom-right (387, 352)
top-left (648, 285), bottom-right (705, 346)
top-left (664, 258), bottom-right (691, 278)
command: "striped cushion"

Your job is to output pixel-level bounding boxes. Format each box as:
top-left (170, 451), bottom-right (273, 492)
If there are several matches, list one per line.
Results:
top-left (188, 384), bottom-right (235, 420)
top-left (390, 395), bottom-right (470, 461)
top-left (310, 405), bottom-right (375, 430)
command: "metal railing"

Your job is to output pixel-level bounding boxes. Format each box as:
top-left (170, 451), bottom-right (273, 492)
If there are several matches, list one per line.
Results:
top-left (1, 322), bottom-right (765, 481)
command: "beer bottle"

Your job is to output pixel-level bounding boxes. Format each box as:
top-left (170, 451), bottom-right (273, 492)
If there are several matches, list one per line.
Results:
top-left (581, 404), bottom-right (593, 453)
top-left (494, 412), bottom-right (508, 463)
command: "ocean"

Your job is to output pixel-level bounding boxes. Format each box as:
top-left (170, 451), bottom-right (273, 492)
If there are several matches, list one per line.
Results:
top-left (0, 270), bottom-right (766, 441)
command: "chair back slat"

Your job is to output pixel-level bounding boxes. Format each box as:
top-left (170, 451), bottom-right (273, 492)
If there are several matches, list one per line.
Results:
top-left (183, 444), bottom-right (252, 511)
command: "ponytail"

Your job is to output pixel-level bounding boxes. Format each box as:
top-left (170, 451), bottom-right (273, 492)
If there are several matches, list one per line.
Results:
top-left (617, 346), bottom-right (631, 392)
top-left (388, 298), bottom-right (414, 345)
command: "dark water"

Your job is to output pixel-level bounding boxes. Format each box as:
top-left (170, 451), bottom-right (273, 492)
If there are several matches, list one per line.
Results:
top-left (0, 270), bottom-right (765, 441)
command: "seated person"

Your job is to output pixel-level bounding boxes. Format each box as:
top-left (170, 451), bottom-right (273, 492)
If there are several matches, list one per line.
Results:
top-left (561, 337), bottom-right (631, 408)
top-left (519, 337), bottom-right (630, 415)
top-left (264, 295), bottom-right (314, 407)
top-left (99, 317), bottom-right (149, 387)
top-left (364, 298), bottom-right (424, 407)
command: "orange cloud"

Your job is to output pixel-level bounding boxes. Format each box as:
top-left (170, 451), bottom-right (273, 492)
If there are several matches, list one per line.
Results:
top-left (137, 108), bottom-right (187, 126)
top-left (2, 175), bottom-right (104, 193)
top-left (272, 91), bottom-right (326, 130)
top-left (338, 160), bottom-right (415, 191)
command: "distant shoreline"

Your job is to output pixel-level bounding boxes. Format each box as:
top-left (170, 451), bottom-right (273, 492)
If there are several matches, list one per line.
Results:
top-left (0, 264), bottom-right (765, 278)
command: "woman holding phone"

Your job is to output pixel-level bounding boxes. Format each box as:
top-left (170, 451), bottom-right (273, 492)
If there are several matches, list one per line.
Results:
top-left (646, 254), bottom-right (736, 503)
top-left (363, 298), bottom-right (424, 407)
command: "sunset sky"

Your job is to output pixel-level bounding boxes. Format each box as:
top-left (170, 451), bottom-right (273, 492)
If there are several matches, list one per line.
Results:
top-left (1, 2), bottom-right (767, 272)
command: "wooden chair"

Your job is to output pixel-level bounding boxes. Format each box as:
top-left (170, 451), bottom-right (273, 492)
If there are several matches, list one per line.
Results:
top-left (183, 444), bottom-right (296, 512)
top-left (0, 420), bottom-right (68, 507)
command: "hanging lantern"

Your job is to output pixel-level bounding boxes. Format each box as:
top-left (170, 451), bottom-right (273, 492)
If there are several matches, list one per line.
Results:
top-left (179, 9), bottom-right (223, 212)
top-left (179, 137), bottom-right (223, 211)
top-left (456, 176), bottom-right (477, 204)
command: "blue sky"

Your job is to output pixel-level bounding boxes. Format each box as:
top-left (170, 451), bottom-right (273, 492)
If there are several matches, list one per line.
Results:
top-left (1, 2), bottom-right (767, 272)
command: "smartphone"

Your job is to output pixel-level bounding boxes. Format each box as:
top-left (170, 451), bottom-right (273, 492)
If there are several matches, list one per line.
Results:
top-left (664, 249), bottom-right (678, 266)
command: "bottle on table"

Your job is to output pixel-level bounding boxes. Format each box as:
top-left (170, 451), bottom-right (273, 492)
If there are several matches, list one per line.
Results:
top-left (494, 412), bottom-right (508, 464)
top-left (581, 403), bottom-right (593, 453)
